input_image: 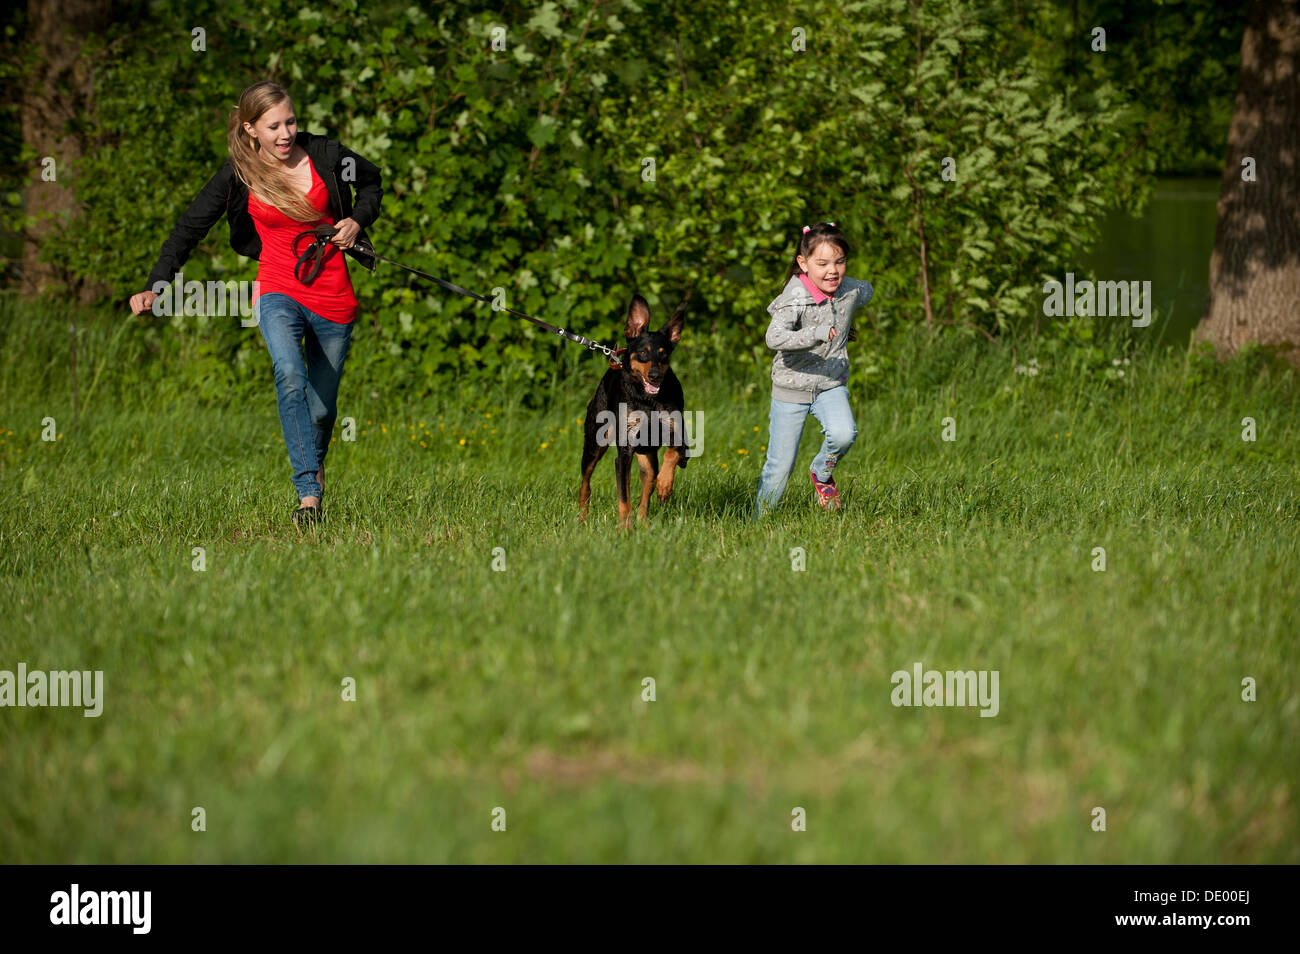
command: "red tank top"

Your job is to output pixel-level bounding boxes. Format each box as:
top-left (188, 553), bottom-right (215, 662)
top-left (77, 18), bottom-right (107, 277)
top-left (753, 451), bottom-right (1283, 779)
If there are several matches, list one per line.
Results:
top-left (248, 161), bottom-right (358, 323)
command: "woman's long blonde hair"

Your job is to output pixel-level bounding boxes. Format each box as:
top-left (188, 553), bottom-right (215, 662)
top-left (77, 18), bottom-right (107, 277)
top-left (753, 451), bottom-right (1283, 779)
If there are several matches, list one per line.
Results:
top-left (227, 81), bottom-right (320, 223)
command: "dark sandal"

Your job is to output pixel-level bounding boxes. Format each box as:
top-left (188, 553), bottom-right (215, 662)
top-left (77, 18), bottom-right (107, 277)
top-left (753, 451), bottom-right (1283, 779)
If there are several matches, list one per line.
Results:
top-left (292, 504), bottom-right (323, 526)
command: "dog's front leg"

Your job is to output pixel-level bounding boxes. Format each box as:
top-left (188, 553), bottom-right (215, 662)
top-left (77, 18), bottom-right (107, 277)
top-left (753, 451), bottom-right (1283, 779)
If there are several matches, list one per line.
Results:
top-left (656, 447), bottom-right (681, 502)
top-left (635, 452), bottom-right (657, 523)
top-left (615, 450), bottom-right (633, 530)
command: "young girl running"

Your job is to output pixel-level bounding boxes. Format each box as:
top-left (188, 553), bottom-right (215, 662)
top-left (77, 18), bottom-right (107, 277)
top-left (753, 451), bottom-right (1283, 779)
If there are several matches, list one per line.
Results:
top-left (129, 81), bottom-right (383, 526)
top-left (754, 222), bottom-right (873, 517)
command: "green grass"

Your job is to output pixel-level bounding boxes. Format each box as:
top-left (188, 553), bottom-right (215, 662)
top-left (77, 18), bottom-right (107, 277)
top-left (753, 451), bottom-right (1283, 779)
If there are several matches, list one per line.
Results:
top-left (1, 296), bottom-right (1297, 862)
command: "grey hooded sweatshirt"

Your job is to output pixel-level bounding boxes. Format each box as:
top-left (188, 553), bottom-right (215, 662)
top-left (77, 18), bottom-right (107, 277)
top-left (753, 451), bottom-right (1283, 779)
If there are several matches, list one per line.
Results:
top-left (764, 273), bottom-right (874, 404)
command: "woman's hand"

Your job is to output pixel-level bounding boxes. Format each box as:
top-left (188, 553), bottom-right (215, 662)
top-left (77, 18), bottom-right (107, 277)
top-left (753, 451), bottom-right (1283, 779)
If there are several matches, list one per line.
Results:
top-left (129, 291), bottom-right (158, 315)
top-left (331, 218), bottom-right (360, 249)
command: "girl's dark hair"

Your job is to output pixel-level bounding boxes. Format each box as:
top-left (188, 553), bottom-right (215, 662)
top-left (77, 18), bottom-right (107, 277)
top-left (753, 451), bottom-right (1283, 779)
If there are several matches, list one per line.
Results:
top-left (784, 222), bottom-right (851, 283)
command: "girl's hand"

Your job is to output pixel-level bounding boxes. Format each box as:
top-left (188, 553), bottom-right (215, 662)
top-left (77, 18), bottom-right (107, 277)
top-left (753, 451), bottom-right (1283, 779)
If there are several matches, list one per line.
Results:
top-left (129, 290), bottom-right (158, 315)
top-left (827, 327), bottom-right (837, 340)
top-left (331, 218), bottom-right (360, 249)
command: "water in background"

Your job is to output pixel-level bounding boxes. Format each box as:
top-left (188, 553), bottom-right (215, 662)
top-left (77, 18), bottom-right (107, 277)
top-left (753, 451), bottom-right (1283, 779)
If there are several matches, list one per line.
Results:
top-left (1079, 177), bottom-right (1220, 345)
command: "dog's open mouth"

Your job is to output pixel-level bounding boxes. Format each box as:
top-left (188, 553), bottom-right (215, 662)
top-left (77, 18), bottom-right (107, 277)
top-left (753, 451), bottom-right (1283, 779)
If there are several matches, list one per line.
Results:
top-left (642, 379), bottom-right (661, 395)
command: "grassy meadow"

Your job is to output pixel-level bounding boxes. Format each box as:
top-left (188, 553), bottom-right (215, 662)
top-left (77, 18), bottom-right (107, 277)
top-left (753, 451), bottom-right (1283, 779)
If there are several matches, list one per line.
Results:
top-left (1, 296), bottom-right (1297, 863)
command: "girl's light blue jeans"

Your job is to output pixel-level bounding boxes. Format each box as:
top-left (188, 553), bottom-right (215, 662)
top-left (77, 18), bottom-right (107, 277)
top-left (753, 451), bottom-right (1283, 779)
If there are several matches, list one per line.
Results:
top-left (255, 293), bottom-right (354, 501)
top-left (753, 386), bottom-right (857, 518)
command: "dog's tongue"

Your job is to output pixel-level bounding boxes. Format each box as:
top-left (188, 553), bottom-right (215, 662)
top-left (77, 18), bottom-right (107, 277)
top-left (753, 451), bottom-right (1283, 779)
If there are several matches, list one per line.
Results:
top-left (643, 381), bottom-right (660, 395)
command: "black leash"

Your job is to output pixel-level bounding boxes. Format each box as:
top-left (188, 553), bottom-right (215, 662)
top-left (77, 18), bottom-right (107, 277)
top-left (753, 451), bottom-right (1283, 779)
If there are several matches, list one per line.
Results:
top-left (292, 224), bottom-right (623, 367)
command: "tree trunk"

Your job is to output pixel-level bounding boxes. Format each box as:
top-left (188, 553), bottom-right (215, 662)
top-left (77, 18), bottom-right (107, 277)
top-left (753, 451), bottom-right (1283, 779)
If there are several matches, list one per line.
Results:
top-left (19, 0), bottom-right (111, 301)
top-left (1194, 0), bottom-right (1300, 364)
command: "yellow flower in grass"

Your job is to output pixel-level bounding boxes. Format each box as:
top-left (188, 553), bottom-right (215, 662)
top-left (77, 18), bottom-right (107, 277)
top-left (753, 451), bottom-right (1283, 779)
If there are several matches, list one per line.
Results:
top-left (420, 441), bottom-right (427, 448)
top-left (737, 448), bottom-right (747, 455)
top-left (459, 438), bottom-right (467, 446)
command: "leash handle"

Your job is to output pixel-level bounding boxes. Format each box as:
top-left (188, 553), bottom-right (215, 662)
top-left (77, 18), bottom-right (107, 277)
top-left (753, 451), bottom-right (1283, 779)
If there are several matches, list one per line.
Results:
top-left (292, 224), bottom-right (339, 285)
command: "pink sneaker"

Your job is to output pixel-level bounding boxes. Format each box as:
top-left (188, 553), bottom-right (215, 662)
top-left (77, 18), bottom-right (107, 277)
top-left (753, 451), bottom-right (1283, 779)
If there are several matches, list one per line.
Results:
top-left (810, 469), bottom-right (841, 511)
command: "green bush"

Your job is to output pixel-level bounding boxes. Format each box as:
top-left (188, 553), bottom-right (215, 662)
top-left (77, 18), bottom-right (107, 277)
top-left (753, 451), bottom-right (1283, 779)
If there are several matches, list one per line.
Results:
top-left (30, 0), bottom-right (1145, 402)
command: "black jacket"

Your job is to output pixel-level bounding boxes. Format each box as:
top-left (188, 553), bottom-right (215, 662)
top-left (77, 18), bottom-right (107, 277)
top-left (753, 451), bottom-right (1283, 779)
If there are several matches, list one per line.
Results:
top-left (144, 131), bottom-right (383, 293)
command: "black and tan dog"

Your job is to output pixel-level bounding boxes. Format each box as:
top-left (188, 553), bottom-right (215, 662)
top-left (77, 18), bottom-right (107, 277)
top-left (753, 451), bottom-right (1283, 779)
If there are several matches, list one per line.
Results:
top-left (579, 295), bottom-right (689, 529)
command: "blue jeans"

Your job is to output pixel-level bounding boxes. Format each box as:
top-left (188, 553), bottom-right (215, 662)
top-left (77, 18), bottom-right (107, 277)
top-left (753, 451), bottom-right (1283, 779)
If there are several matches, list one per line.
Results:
top-left (754, 386), bottom-right (857, 518)
top-left (255, 293), bottom-right (354, 500)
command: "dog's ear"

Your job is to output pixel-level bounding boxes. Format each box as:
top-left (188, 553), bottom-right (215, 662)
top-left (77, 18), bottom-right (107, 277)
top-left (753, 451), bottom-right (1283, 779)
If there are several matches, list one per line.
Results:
top-left (662, 304), bottom-right (685, 344)
top-left (625, 295), bottom-right (651, 339)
